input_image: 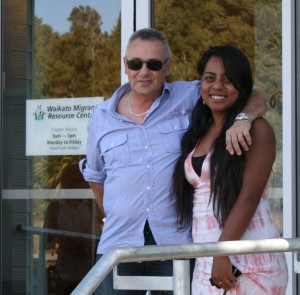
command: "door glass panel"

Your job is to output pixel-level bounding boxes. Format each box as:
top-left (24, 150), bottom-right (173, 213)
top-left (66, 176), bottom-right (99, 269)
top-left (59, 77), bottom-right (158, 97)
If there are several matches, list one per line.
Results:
top-left (1, 0), bottom-right (121, 294)
top-left (154, 0), bottom-right (283, 232)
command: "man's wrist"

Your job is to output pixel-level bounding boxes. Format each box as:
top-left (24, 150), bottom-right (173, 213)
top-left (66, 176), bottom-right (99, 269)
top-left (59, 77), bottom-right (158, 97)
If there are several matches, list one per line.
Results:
top-left (234, 112), bottom-right (253, 124)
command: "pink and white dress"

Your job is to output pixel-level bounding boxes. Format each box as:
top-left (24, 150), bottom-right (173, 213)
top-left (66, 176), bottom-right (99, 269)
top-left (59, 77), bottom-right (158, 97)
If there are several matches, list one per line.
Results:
top-left (184, 151), bottom-right (288, 295)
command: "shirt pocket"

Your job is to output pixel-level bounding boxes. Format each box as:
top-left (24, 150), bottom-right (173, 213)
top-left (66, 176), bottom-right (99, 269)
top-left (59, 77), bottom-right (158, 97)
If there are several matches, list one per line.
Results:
top-left (100, 133), bottom-right (131, 167)
top-left (158, 115), bottom-right (190, 152)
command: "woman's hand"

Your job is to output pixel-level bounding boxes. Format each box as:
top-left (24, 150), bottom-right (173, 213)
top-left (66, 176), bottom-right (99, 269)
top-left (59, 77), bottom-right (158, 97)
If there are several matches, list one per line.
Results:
top-left (211, 256), bottom-right (237, 292)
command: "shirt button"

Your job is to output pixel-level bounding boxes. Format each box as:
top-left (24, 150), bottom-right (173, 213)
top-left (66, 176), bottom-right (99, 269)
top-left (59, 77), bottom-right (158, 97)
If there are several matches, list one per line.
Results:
top-left (146, 165), bottom-right (150, 168)
top-left (174, 125), bottom-right (178, 130)
top-left (146, 208), bottom-right (150, 212)
top-left (147, 186), bottom-right (150, 190)
top-left (111, 142), bottom-right (115, 146)
top-left (145, 145), bottom-right (149, 149)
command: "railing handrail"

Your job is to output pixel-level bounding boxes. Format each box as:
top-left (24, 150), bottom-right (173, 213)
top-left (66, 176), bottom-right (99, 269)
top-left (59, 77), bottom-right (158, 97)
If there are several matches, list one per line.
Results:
top-left (71, 237), bottom-right (300, 295)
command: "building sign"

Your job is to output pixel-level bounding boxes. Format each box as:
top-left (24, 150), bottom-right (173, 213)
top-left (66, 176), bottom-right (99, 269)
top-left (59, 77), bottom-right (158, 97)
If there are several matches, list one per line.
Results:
top-left (26, 97), bottom-right (103, 156)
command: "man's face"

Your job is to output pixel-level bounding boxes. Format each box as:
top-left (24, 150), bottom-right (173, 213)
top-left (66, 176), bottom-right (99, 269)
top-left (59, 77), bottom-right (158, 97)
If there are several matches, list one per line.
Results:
top-left (124, 39), bottom-right (171, 99)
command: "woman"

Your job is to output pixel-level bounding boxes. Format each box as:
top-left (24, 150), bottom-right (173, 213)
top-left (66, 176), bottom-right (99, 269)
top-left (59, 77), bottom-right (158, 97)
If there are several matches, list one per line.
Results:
top-left (173, 45), bottom-right (288, 294)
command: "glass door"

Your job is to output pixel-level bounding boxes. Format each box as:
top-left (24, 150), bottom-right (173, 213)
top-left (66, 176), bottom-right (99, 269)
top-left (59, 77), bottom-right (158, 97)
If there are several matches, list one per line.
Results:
top-left (1, 1), bottom-right (121, 294)
top-left (154, 0), bottom-right (283, 232)
top-left (152, 0), bottom-right (296, 293)
top-left (2, 0), bottom-right (295, 294)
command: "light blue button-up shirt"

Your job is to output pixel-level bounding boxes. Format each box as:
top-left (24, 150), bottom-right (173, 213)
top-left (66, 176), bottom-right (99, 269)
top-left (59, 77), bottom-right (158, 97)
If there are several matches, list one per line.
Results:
top-left (80, 80), bottom-right (201, 254)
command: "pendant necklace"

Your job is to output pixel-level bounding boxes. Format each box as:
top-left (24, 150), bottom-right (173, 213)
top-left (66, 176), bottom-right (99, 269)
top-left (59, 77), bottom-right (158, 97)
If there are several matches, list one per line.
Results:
top-left (127, 96), bottom-right (151, 117)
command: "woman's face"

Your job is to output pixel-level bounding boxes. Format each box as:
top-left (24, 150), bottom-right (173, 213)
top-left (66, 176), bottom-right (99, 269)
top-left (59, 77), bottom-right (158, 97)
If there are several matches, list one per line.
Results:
top-left (201, 56), bottom-right (240, 115)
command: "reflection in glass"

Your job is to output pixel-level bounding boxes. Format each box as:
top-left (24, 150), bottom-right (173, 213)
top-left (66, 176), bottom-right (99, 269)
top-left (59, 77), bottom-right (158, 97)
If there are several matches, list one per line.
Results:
top-left (43, 163), bottom-right (102, 294)
top-left (154, 0), bottom-right (283, 233)
top-left (32, 2), bottom-right (121, 291)
top-left (2, 0), bottom-right (120, 294)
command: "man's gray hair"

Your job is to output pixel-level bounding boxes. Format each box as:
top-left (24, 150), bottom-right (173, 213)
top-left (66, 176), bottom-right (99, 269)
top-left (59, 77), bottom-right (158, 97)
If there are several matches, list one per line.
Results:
top-left (125, 28), bottom-right (171, 59)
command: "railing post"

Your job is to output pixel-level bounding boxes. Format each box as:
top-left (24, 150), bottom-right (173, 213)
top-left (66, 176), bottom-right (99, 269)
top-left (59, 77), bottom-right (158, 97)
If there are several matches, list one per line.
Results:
top-left (173, 260), bottom-right (190, 295)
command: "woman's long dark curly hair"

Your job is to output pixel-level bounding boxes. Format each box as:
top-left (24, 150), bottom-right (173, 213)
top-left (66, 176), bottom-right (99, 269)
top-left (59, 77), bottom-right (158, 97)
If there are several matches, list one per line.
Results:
top-left (173, 45), bottom-right (253, 229)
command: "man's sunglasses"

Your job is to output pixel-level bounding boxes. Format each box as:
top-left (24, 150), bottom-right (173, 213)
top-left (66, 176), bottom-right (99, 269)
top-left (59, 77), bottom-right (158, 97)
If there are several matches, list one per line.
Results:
top-left (126, 58), bottom-right (168, 71)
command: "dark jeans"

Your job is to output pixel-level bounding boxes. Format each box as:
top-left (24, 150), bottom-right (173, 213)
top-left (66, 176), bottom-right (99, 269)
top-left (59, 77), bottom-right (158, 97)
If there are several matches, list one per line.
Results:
top-left (93, 221), bottom-right (193, 295)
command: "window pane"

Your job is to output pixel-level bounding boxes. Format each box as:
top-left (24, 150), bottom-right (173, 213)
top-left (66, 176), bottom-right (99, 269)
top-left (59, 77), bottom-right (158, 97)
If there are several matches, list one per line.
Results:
top-left (154, 0), bottom-right (283, 233)
top-left (1, 0), bottom-right (121, 293)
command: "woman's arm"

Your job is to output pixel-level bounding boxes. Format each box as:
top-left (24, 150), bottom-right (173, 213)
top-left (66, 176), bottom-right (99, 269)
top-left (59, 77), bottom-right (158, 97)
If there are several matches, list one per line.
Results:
top-left (211, 118), bottom-right (275, 291)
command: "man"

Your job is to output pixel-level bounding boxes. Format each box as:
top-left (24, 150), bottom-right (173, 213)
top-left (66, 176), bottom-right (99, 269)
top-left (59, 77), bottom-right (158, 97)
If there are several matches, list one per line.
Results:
top-left (79, 28), bottom-right (265, 295)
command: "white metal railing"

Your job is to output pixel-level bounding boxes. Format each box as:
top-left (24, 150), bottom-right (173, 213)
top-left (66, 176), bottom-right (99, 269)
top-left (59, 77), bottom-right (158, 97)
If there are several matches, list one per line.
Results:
top-left (71, 238), bottom-right (300, 295)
